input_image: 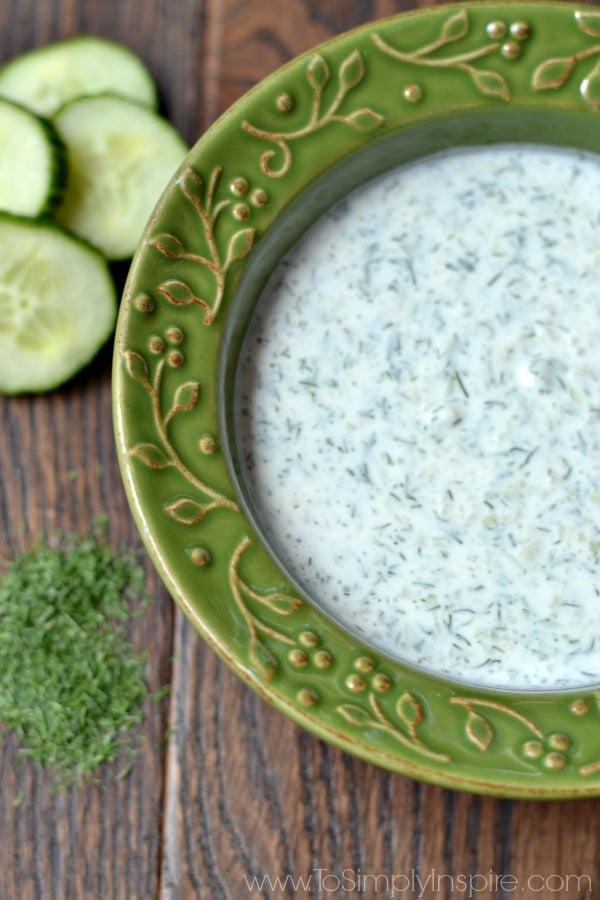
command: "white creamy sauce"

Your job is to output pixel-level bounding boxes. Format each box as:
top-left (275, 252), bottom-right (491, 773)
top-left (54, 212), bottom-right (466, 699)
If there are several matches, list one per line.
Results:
top-left (236, 145), bottom-right (600, 690)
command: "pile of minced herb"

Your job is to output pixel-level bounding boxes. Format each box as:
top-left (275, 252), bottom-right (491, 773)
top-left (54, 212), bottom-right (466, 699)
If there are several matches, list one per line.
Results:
top-left (0, 519), bottom-right (156, 787)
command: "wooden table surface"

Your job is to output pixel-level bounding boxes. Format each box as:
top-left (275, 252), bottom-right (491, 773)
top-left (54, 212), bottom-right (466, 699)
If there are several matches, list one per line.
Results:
top-left (0, 0), bottom-right (598, 897)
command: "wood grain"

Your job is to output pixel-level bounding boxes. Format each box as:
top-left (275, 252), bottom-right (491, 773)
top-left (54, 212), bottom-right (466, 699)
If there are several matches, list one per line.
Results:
top-left (0, 1), bottom-right (598, 898)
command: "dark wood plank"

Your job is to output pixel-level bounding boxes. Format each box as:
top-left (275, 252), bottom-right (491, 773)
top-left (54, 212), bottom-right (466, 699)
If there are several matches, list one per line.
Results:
top-left (0, 1), bottom-right (193, 897)
top-left (202, 0), bottom-right (437, 122)
top-left (0, 384), bottom-right (176, 899)
top-left (0, 381), bottom-right (175, 900)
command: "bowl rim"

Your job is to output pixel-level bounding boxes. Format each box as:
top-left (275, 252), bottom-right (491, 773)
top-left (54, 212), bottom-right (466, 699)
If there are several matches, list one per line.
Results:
top-left (114, 1), bottom-right (600, 798)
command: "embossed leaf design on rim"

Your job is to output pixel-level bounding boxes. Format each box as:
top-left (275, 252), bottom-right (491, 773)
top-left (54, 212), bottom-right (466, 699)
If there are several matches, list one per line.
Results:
top-left (150, 166), bottom-right (255, 325)
top-left (372, 9), bottom-right (514, 101)
top-left (532, 9), bottom-right (600, 109)
top-left (338, 692), bottom-right (451, 764)
top-left (242, 49), bottom-right (384, 178)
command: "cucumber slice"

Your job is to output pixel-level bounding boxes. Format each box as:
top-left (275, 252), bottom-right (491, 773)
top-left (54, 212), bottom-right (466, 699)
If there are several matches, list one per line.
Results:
top-left (0, 215), bottom-right (116, 394)
top-left (53, 94), bottom-right (188, 260)
top-left (0, 36), bottom-right (158, 117)
top-left (0, 97), bottom-right (66, 216)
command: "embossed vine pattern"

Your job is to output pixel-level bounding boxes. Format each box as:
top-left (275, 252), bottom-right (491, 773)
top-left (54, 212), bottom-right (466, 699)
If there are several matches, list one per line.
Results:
top-left (338, 689), bottom-right (451, 764)
top-left (450, 696), bottom-right (575, 772)
top-left (229, 536), bottom-right (303, 680)
top-left (150, 165), bottom-right (255, 325)
top-left (570, 691), bottom-right (600, 776)
top-left (372, 9), bottom-right (531, 101)
top-left (532, 9), bottom-right (600, 108)
top-left (123, 335), bottom-right (239, 526)
top-left (242, 49), bottom-right (384, 178)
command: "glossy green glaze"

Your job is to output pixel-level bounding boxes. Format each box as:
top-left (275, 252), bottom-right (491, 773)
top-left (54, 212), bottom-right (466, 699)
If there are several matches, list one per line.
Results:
top-left (114, 3), bottom-right (600, 798)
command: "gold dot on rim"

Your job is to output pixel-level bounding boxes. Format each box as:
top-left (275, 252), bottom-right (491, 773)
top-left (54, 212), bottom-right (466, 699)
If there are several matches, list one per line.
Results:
top-left (134, 293), bottom-right (154, 313)
top-left (522, 740), bottom-right (544, 759)
top-left (167, 349), bottom-right (185, 367)
top-left (345, 673), bottom-right (367, 693)
top-left (251, 187), bottom-right (269, 207)
top-left (288, 648), bottom-right (309, 667)
top-left (276, 92), bottom-right (294, 112)
top-left (299, 630), bottom-right (319, 648)
top-left (510, 20), bottom-right (531, 40)
top-left (313, 650), bottom-right (332, 669)
top-left (548, 732), bottom-right (571, 752)
top-left (189, 546), bottom-right (211, 567)
top-left (543, 752), bottom-right (566, 771)
top-left (570, 698), bottom-right (590, 716)
top-left (371, 673), bottom-right (391, 693)
top-left (148, 335), bottom-right (165, 354)
top-left (501, 40), bottom-right (521, 60)
top-left (354, 656), bottom-right (375, 673)
top-left (403, 83), bottom-right (422, 103)
top-left (486, 20), bottom-right (507, 39)
top-left (199, 434), bottom-right (217, 455)
top-left (297, 688), bottom-right (318, 707)
top-left (230, 176), bottom-right (249, 196)
top-left (165, 326), bottom-right (184, 344)
top-left (233, 203), bottom-right (250, 221)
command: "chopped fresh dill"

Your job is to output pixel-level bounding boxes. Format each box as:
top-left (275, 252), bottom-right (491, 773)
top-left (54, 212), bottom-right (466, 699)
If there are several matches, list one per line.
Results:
top-left (454, 369), bottom-right (469, 398)
top-left (0, 519), bottom-right (156, 788)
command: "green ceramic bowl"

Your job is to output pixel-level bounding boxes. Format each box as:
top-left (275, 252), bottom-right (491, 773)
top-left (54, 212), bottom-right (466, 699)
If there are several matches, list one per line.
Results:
top-left (114, 2), bottom-right (600, 798)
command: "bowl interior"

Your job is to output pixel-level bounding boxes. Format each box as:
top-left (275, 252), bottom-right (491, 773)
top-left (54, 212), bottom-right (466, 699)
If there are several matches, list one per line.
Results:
top-left (220, 108), bottom-right (600, 689)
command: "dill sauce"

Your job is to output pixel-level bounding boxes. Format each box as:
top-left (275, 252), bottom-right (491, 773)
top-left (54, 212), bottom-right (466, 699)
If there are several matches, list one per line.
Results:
top-left (237, 145), bottom-right (600, 690)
